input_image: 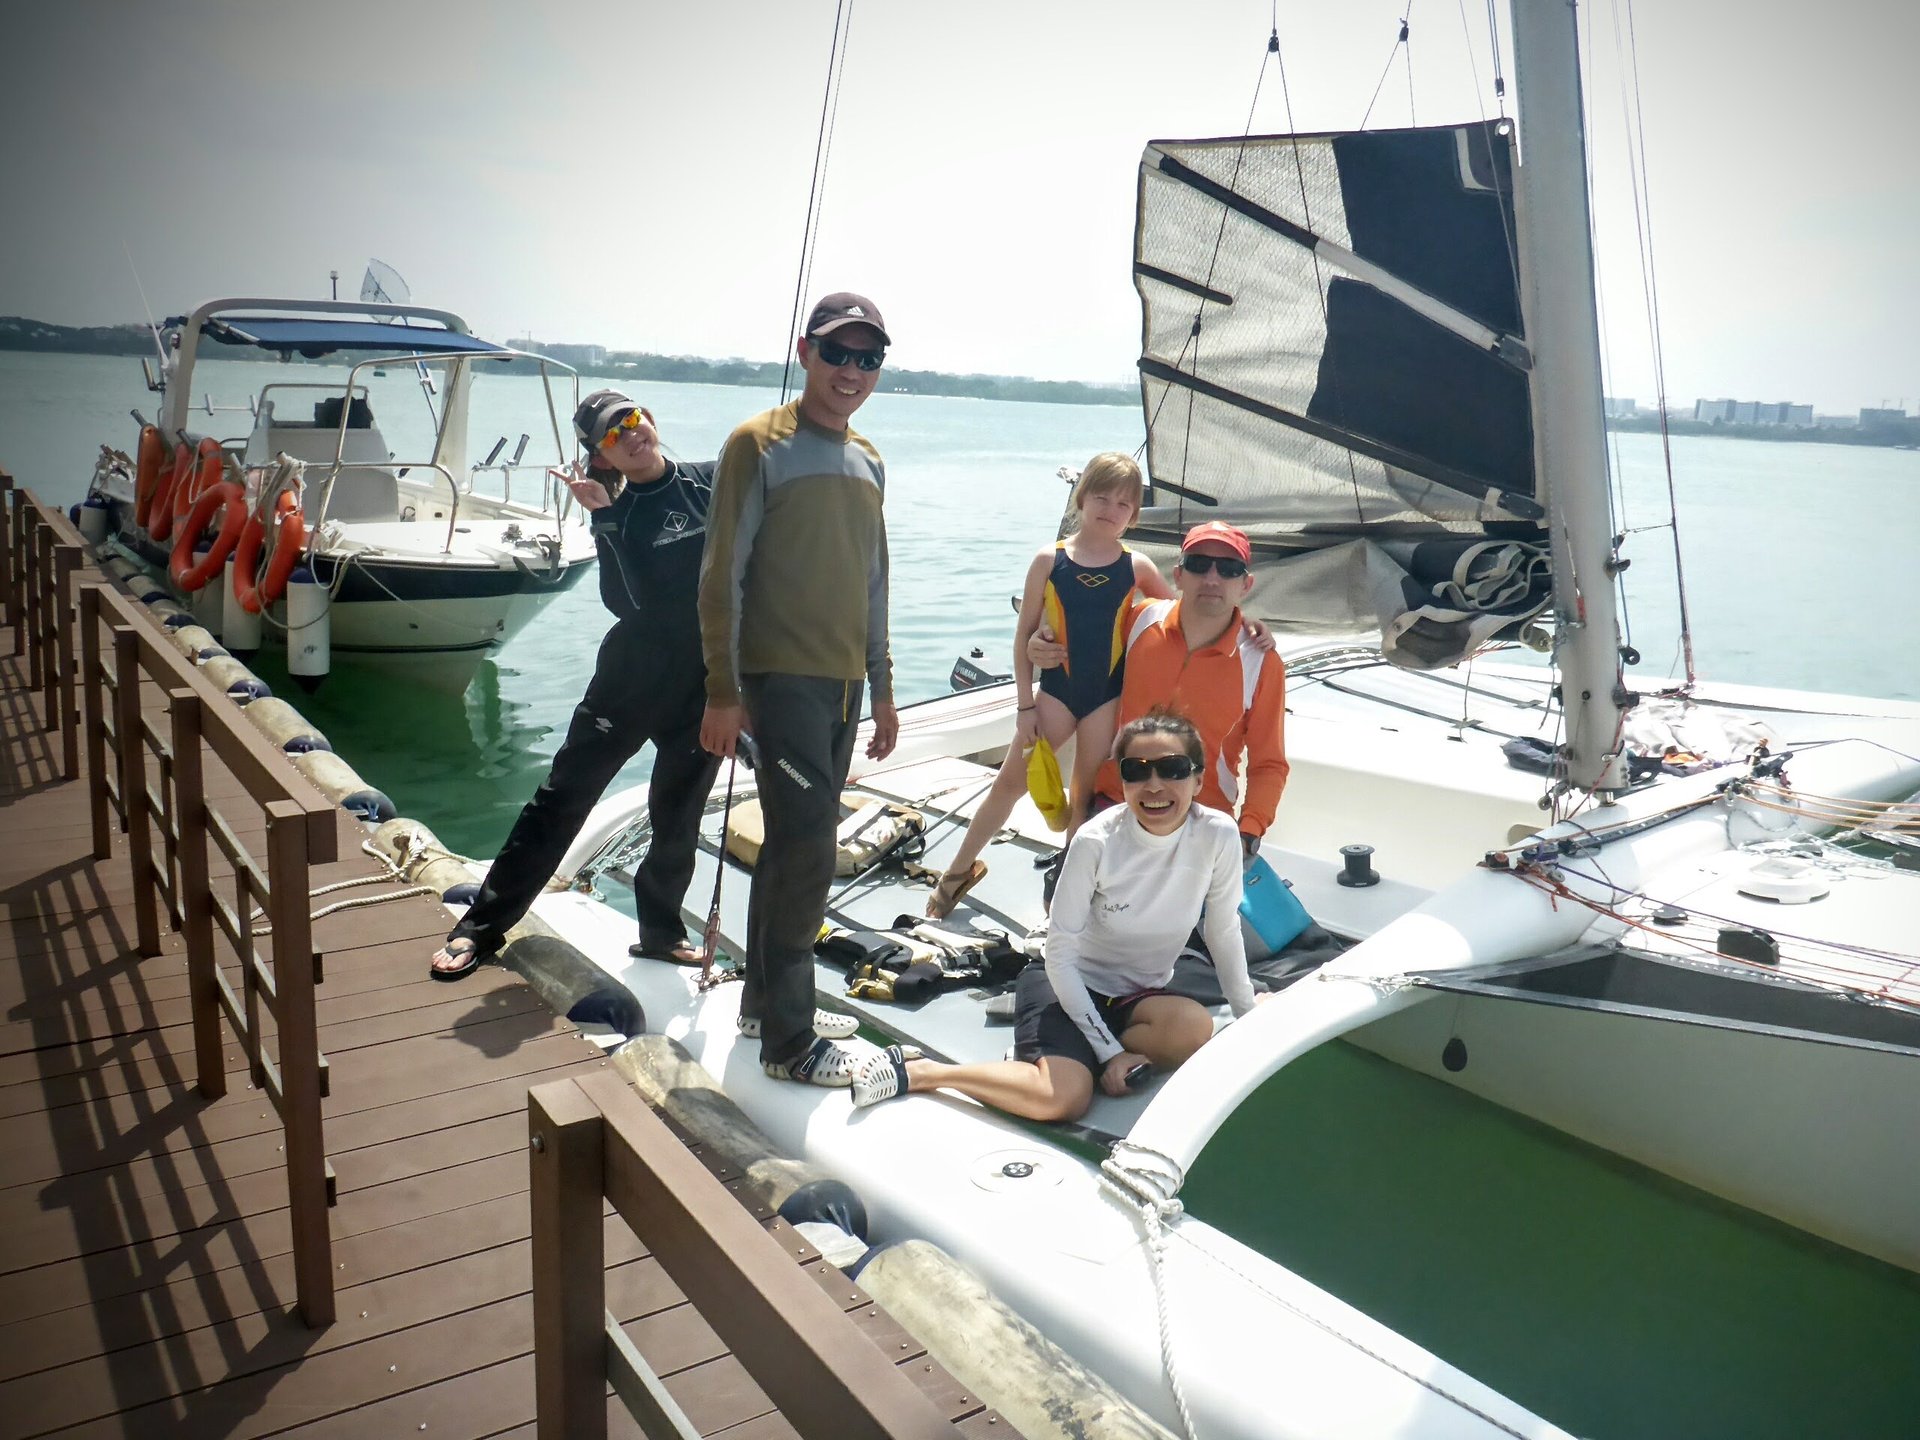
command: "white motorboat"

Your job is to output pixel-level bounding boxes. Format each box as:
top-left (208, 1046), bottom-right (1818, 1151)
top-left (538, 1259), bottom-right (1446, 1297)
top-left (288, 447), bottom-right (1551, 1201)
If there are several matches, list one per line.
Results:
top-left (86, 296), bottom-right (598, 692)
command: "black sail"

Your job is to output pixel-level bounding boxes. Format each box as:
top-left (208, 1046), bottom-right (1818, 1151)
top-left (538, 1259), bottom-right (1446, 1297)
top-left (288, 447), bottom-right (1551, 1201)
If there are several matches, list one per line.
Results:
top-left (1132, 121), bottom-right (1549, 669)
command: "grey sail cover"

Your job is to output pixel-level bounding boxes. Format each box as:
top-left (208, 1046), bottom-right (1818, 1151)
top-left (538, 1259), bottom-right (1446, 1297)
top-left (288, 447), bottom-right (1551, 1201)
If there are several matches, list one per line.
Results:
top-left (1132, 121), bottom-right (1548, 669)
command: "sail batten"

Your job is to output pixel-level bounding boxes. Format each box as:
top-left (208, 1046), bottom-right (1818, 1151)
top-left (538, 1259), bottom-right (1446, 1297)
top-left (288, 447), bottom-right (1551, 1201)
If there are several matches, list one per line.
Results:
top-left (1133, 120), bottom-right (1549, 669)
top-left (1147, 146), bottom-right (1525, 364)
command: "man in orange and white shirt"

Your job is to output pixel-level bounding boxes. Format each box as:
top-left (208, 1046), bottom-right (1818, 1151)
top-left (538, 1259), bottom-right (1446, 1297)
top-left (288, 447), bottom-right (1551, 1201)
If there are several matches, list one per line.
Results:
top-left (1037, 521), bottom-right (1286, 862)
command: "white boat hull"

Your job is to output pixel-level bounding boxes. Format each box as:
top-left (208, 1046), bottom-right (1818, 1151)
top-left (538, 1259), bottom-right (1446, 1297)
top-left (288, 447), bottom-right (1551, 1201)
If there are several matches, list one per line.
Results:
top-left (535, 887), bottom-right (1571, 1440)
top-left (1351, 981), bottom-right (1920, 1273)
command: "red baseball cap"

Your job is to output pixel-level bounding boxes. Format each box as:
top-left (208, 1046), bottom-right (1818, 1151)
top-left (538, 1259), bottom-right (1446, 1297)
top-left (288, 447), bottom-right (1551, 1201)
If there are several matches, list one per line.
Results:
top-left (1180, 520), bottom-right (1252, 563)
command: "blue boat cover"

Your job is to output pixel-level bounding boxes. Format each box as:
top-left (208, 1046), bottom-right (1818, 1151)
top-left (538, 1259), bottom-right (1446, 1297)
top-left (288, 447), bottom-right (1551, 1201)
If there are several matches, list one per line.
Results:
top-left (179, 316), bottom-right (507, 358)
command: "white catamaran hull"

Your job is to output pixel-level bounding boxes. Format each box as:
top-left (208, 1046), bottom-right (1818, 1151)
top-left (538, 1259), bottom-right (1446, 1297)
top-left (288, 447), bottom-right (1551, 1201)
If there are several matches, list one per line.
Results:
top-left (511, 658), bottom-right (1918, 1436)
top-left (534, 886), bottom-right (1573, 1440)
top-left (1351, 990), bottom-right (1920, 1273)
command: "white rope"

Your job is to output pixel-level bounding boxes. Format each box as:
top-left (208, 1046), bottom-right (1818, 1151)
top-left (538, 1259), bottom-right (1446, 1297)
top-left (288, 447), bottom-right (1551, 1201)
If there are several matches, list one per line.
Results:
top-left (253, 829), bottom-right (440, 930)
top-left (1101, 1143), bottom-right (1201, 1440)
top-left (308, 885), bottom-right (435, 922)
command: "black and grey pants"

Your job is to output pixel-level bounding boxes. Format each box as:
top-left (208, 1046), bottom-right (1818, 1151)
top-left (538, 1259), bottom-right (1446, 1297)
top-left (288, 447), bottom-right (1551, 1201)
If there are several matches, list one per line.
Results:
top-left (739, 672), bottom-right (863, 1067)
top-left (450, 625), bottom-right (719, 957)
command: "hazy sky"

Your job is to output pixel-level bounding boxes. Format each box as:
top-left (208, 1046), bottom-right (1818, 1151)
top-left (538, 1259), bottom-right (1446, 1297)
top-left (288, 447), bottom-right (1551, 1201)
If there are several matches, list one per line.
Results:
top-left (2, 0), bottom-right (1913, 411)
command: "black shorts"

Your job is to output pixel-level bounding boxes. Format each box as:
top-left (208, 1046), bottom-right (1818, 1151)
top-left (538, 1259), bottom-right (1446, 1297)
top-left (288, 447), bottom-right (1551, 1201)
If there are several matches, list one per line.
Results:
top-left (1011, 960), bottom-right (1167, 1074)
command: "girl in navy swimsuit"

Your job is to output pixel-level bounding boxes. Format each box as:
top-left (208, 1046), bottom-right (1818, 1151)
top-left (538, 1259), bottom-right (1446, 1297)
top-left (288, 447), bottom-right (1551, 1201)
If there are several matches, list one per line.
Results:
top-left (926, 453), bottom-right (1174, 918)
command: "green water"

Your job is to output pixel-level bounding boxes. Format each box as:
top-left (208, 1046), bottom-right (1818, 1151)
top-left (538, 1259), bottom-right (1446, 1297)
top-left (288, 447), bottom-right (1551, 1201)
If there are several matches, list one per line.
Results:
top-left (1192, 1046), bottom-right (1920, 1437)
top-left (7, 352), bottom-right (1920, 1435)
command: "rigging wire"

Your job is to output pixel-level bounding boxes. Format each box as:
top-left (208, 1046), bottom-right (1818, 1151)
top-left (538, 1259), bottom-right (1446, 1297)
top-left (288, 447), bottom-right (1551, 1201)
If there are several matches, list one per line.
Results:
top-left (1359, 3), bottom-right (1417, 130)
top-left (1482, 0), bottom-right (1508, 117)
top-left (1140, 21), bottom-right (1281, 526)
top-left (778, 0), bottom-right (855, 406)
top-left (1580, 0), bottom-right (1637, 660)
top-left (1270, 23), bottom-right (1369, 523)
top-left (1405, 4), bottom-right (1418, 126)
top-left (1617, 0), bottom-right (1697, 688)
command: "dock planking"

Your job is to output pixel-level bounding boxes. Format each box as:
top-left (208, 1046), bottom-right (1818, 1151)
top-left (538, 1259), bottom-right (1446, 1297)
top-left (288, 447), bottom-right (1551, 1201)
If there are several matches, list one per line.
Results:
top-left (0, 527), bottom-right (1015, 1439)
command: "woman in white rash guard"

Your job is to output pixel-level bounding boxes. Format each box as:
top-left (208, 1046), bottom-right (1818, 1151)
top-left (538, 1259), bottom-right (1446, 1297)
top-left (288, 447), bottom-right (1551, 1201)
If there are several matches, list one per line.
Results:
top-left (855, 711), bottom-right (1262, 1117)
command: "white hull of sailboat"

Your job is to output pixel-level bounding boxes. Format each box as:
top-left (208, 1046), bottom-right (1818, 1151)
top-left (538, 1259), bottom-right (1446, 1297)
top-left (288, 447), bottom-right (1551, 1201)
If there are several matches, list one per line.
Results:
top-left (532, 886), bottom-right (1572, 1440)
top-left (1349, 985), bottom-right (1920, 1273)
top-left (1122, 700), bottom-right (1920, 1278)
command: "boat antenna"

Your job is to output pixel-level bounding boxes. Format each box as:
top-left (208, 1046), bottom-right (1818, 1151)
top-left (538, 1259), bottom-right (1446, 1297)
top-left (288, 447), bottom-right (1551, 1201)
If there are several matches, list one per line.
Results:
top-left (778, 0), bottom-right (855, 405)
top-left (122, 239), bottom-right (170, 385)
top-left (362, 260), bottom-right (440, 427)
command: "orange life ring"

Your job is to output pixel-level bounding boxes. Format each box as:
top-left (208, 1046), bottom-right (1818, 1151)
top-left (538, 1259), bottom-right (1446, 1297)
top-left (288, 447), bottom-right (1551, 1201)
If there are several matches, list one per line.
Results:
top-left (260, 505), bottom-right (307, 607)
top-left (172, 438), bottom-right (225, 530)
top-left (169, 480), bottom-right (246, 592)
top-left (231, 491), bottom-right (307, 615)
top-left (134, 426), bottom-right (165, 516)
top-left (146, 441), bottom-right (191, 542)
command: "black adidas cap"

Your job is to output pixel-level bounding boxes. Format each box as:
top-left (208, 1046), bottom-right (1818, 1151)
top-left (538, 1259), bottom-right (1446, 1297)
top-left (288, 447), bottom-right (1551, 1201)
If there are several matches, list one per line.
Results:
top-left (803, 292), bottom-right (890, 345)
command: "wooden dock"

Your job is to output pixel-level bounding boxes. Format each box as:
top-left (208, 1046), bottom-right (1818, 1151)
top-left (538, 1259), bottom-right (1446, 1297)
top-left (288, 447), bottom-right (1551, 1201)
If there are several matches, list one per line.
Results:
top-left (0, 474), bottom-right (1012, 1439)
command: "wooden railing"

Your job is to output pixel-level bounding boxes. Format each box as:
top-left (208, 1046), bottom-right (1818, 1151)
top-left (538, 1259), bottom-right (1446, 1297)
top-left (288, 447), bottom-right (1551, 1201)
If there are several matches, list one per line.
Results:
top-left (528, 1073), bottom-right (962, 1440)
top-left (1, 470), bottom-right (82, 779)
top-left (6, 474), bottom-right (342, 1327)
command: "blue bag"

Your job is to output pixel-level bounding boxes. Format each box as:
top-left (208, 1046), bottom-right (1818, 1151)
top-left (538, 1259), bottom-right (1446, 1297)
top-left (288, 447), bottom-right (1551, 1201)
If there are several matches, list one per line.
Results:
top-left (1239, 856), bottom-right (1311, 960)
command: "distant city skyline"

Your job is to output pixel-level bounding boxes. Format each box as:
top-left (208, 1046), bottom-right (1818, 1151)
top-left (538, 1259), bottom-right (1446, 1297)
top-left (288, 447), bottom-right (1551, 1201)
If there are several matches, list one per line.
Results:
top-left (2, 0), bottom-right (1913, 414)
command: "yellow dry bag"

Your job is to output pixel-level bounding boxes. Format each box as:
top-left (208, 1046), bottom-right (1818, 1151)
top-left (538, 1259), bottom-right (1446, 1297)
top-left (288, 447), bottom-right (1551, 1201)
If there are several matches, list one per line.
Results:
top-left (1026, 736), bottom-right (1069, 832)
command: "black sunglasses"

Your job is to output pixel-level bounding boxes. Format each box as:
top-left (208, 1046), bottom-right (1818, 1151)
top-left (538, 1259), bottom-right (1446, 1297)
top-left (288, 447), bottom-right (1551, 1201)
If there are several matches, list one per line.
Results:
top-left (814, 339), bottom-right (886, 372)
top-left (1180, 553), bottom-right (1249, 579)
top-left (1118, 754), bottom-right (1200, 784)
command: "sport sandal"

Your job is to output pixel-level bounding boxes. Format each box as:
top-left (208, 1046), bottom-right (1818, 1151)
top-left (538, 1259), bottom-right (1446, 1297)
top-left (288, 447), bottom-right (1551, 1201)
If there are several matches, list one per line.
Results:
top-left (853, 1044), bottom-right (918, 1108)
top-left (763, 1036), bottom-right (865, 1088)
top-left (739, 1011), bottom-right (859, 1041)
top-left (924, 860), bottom-right (988, 920)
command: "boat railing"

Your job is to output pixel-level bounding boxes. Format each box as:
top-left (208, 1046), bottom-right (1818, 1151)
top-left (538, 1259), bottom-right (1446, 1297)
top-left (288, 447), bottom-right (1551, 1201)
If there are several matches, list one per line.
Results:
top-left (335, 348), bottom-right (582, 542)
top-left (2, 477), bottom-right (345, 1327)
top-left (526, 1072), bottom-right (963, 1439)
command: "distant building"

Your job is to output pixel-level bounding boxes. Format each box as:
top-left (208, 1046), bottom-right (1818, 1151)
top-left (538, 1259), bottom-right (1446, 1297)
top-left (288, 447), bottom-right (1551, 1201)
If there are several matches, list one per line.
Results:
top-left (1603, 396), bottom-right (1637, 418)
top-left (507, 340), bottom-right (607, 369)
top-left (1860, 407), bottom-right (1908, 425)
top-left (1693, 397), bottom-right (1813, 427)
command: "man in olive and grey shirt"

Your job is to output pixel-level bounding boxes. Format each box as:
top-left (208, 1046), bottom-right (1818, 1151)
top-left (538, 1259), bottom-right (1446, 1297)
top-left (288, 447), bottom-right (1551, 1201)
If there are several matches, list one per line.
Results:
top-left (699, 292), bottom-right (900, 1087)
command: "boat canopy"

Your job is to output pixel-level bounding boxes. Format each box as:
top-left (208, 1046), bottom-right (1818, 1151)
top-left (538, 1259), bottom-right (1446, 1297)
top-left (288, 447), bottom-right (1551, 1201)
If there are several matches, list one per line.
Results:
top-left (1131, 121), bottom-right (1551, 669)
top-left (172, 316), bottom-right (508, 359)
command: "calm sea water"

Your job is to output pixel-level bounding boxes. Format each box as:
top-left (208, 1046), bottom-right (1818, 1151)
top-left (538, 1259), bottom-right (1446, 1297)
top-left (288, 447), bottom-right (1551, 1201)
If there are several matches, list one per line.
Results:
top-left (5, 350), bottom-right (1918, 1436)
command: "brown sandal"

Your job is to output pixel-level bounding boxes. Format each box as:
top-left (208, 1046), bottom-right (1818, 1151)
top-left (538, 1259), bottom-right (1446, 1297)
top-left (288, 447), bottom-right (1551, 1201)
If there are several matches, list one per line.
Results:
top-left (924, 860), bottom-right (988, 919)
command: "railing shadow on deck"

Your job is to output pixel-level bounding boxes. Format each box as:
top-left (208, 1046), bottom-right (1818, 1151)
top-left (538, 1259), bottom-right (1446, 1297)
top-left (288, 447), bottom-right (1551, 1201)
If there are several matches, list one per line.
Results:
top-left (4, 471), bottom-right (344, 1347)
top-left (529, 1072), bottom-right (965, 1440)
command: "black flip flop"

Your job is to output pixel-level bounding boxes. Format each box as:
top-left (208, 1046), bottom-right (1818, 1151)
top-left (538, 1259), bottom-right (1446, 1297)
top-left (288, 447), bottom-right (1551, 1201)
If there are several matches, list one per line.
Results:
top-left (429, 938), bottom-right (486, 982)
top-left (628, 939), bottom-right (706, 966)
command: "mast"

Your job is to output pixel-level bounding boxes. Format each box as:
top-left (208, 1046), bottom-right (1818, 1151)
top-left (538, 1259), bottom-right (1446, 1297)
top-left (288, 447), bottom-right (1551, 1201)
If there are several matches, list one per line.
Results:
top-left (1511, 0), bottom-right (1630, 795)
